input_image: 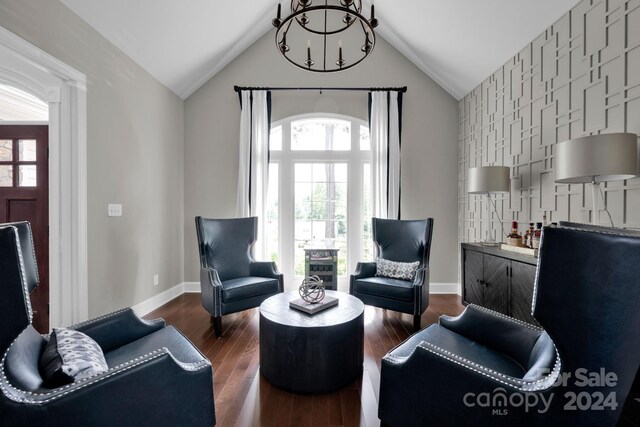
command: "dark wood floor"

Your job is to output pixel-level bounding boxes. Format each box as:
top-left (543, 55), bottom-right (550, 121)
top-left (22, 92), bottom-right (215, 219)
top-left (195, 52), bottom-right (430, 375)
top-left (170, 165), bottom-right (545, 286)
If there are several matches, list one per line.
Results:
top-left (145, 293), bottom-right (464, 427)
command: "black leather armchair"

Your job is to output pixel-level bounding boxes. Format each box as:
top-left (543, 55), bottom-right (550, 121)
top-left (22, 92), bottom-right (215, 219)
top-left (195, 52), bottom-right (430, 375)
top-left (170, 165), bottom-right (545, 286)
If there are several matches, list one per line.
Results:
top-left (350, 218), bottom-right (434, 331)
top-left (378, 224), bottom-right (640, 427)
top-left (0, 222), bottom-right (215, 427)
top-left (195, 216), bottom-right (283, 337)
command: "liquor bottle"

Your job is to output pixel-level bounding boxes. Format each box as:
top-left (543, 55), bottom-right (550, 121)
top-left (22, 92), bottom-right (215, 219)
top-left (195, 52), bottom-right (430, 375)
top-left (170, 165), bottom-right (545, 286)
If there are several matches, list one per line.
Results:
top-left (507, 221), bottom-right (522, 247)
top-left (524, 222), bottom-right (534, 248)
top-left (532, 222), bottom-right (542, 249)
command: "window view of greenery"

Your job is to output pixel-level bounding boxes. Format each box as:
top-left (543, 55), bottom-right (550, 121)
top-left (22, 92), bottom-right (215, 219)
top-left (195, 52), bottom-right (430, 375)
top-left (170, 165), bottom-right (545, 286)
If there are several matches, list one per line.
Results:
top-left (294, 163), bottom-right (348, 276)
top-left (266, 115), bottom-right (372, 286)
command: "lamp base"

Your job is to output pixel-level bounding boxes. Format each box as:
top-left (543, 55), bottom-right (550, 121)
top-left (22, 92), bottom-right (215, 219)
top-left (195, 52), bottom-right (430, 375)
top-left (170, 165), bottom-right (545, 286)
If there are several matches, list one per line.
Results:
top-left (591, 181), bottom-right (600, 226)
top-left (483, 193), bottom-right (501, 247)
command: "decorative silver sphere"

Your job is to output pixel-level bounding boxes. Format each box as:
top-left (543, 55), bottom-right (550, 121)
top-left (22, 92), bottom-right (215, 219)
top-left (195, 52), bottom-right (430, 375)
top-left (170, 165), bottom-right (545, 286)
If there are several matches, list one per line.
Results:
top-left (299, 275), bottom-right (325, 304)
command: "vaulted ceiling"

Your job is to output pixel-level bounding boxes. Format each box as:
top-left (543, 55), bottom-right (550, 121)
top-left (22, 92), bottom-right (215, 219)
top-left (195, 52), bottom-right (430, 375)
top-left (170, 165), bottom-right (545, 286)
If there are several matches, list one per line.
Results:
top-left (60, 0), bottom-right (581, 100)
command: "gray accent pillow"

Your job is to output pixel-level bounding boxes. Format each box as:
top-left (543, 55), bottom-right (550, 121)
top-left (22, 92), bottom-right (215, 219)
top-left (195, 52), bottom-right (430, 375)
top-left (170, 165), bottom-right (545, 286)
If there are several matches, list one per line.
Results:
top-left (375, 257), bottom-right (420, 281)
top-left (39, 328), bottom-right (108, 388)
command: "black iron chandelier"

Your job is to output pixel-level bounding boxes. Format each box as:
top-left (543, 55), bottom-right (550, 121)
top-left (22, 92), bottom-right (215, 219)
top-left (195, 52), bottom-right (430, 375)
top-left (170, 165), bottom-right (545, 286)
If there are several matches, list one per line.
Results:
top-left (272, 0), bottom-right (378, 72)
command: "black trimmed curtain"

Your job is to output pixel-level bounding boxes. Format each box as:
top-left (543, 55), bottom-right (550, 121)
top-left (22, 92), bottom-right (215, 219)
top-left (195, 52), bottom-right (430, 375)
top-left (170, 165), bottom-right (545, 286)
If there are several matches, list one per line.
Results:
top-left (236, 89), bottom-right (272, 257)
top-left (368, 90), bottom-right (403, 219)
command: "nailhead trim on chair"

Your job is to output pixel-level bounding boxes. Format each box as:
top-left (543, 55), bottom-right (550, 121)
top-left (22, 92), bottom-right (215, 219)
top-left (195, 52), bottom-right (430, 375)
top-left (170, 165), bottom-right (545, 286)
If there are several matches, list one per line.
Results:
top-left (0, 335), bottom-right (211, 404)
top-left (0, 225), bottom-right (212, 405)
top-left (531, 224), bottom-right (639, 316)
top-left (388, 226), bottom-right (635, 395)
top-left (68, 308), bottom-right (164, 331)
top-left (531, 230), bottom-right (545, 311)
top-left (438, 305), bottom-right (543, 332)
top-left (383, 340), bottom-right (561, 392)
top-left (214, 272), bottom-right (222, 317)
top-left (471, 305), bottom-right (543, 331)
top-left (203, 268), bottom-right (223, 317)
top-left (0, 336), bottom-right (156, 401)
top-left (412, 267), bottom-right (426, 316)
top-left (2, 225), bottom-right (34, 323)
top-left (25, 223), bottom-right (39, 284)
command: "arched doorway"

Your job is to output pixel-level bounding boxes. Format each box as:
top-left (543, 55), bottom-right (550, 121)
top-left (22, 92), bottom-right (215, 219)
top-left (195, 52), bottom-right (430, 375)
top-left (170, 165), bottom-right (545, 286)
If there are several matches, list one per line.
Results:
top-left (0, 25), bottom-right (88, 328)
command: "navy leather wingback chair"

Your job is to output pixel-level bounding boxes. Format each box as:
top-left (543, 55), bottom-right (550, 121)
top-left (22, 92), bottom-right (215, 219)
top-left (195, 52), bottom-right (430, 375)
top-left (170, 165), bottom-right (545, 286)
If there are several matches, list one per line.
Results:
top-left (0, 222), bottom-right (215, 427)
top-left (195, 216), bottom-right (283, 337)
top-left (350, 218), bottom-right (434, 331)
top-left (378, 224), bottom-right (640, 427)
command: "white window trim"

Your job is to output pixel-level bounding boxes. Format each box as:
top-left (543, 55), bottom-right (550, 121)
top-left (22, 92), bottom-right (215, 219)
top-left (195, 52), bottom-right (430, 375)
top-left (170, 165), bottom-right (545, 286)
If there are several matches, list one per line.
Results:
top-left (270, 113), bottom-right (370, 290)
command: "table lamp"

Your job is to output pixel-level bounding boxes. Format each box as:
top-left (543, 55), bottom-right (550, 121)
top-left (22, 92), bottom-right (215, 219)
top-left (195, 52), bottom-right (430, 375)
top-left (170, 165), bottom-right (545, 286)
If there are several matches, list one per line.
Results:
top-left (554, 133), bottom-right (638, 225)
top-left (467, 166), bottom-right (510, 246)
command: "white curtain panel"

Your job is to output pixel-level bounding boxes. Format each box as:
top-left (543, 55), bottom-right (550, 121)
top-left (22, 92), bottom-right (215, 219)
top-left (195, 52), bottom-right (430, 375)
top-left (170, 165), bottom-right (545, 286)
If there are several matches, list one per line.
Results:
top-left (370, 91), bottom-right (401, 219)
top-left (236, 90), bottom-right (252, 216)
top-left (387, 92), bottom-right (401, 219)
top-left (236, 90), bottom-right (270, 258)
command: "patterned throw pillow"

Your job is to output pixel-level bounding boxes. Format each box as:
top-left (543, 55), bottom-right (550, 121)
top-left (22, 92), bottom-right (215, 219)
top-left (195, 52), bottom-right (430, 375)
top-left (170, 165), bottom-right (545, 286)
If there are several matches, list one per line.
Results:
top-left (375, 257), bottom-right (420, 281)
top-left (39, 328), bottom-right (108, 388)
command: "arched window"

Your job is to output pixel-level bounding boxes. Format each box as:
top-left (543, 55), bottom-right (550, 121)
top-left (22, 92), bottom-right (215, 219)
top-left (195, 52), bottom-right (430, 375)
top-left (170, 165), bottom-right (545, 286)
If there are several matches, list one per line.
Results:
top-left (266, 113), bottom-right (373, 290)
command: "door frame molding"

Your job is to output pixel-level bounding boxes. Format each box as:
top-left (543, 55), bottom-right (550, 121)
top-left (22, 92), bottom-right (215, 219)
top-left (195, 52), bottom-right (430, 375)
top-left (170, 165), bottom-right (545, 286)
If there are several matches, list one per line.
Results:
top-left (0, 25), bottom-right (88, 327)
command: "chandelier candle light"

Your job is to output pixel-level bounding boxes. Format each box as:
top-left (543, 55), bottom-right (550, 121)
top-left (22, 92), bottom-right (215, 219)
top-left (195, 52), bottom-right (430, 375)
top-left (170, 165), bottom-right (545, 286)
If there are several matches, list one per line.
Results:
top-left (272, 0), bottom-right (378, 72)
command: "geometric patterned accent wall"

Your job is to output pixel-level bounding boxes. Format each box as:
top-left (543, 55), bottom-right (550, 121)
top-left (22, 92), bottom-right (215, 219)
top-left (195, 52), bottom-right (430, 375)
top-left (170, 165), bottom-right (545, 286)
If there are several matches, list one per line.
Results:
top-left (459, 0), bottom-right (640, 245)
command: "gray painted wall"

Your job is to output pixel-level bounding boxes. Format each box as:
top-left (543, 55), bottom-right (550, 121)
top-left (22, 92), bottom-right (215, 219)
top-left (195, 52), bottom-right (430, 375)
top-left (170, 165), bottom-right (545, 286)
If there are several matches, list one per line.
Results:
top-left (0, 0), bottom-right (185, 317)
top-left (459, 0), bottom-right (640, 247)
top-left (185, 32), bottom-right (459, 286)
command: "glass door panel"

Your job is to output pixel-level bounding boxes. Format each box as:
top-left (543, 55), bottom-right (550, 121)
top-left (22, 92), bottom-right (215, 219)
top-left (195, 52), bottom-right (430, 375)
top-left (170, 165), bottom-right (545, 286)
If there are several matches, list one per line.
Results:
top-left (294, 162), bottom-right (348, 277)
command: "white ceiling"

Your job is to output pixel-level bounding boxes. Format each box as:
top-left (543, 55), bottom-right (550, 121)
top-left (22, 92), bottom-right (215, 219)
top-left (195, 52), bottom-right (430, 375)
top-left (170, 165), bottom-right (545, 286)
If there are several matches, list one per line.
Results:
top-left (60, 0), bottom-right (581, 100)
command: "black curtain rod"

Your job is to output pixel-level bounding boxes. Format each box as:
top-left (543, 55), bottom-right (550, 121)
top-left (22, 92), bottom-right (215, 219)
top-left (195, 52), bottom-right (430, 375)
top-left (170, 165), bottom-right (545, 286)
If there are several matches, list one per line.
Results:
top-left (234, 85), bottom-right (407, 93)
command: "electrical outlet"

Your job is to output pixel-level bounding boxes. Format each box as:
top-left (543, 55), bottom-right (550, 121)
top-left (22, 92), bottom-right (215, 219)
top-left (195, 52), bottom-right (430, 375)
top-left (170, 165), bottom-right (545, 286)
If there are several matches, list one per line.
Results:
top-left (153, 274), bottom-right (159, 286)
top-left (108, 204), bottom-right (122, 217)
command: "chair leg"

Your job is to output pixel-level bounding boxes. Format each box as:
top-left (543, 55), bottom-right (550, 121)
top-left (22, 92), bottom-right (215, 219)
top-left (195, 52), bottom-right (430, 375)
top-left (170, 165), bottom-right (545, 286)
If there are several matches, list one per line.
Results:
top-left (413, 314), bottom-right (421, 332)
top-left (212, 316), bottom-right (222, 337)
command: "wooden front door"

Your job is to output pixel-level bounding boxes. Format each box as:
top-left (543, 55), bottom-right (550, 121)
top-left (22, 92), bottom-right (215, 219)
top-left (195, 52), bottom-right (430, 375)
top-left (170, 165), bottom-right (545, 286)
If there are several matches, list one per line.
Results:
top-left (0, 125), bottom-right (49, 332)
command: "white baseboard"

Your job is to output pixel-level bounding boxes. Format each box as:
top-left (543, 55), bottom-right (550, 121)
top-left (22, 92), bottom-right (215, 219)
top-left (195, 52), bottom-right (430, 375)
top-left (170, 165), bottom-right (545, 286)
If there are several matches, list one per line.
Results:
top-left (183, 282), bottom-right (200, 293)
top-left (132, 281), bottom-right (460, 317)
top-left (132, 283), bottom-right (188, 317)
top-left (430, 282), bottom-right (460, 295)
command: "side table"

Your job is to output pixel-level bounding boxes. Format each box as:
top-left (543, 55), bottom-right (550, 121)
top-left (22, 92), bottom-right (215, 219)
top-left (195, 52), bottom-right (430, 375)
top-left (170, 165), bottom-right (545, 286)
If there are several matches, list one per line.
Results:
top-left (259, 290), bottom-right (364, 394)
